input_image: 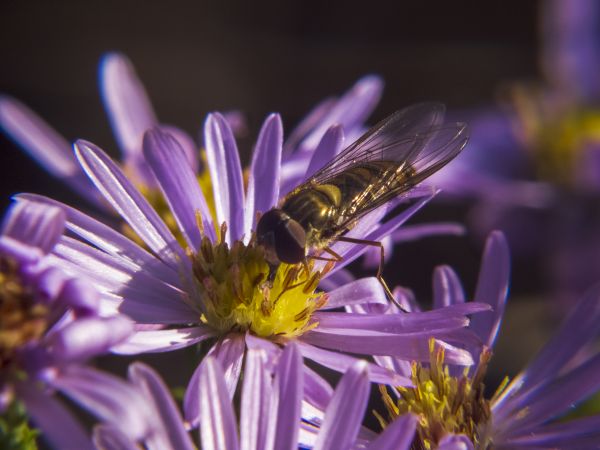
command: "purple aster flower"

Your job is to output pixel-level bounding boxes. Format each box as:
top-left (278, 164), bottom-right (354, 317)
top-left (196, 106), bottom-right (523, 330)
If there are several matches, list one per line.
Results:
top-left (0, 200), bottom-right (150, 450)
top-left (21, 102), bottom-right (487, 428)
top-left (374, 231), bottom-right (600, 448)
top-left (95, 344), bottom-right (419, 450)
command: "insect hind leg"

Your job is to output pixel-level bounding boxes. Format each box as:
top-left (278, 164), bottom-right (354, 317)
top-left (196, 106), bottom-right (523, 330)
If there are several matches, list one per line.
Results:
top-left (335, 236), bottom-right (406, 311)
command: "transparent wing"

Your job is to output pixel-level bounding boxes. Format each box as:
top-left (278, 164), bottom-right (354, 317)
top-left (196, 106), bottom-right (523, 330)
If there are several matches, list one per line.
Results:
top-left (285, 103), bottom-right (468, 230)
top-left (306, 102), bottom-right (447, 186)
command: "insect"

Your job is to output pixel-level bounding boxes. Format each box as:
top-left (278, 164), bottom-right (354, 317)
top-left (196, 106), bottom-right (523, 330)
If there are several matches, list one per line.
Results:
top-left (256, 102), bottom-right (468, 303)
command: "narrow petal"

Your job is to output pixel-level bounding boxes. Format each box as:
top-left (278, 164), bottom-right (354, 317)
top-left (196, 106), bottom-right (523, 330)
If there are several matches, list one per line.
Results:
top-left (505, 414), bottom-right (600, 448)
top-left (143, 127), bottom-right (215, 246)
top-left (304, 366), bottom-right (334, 411)
top-left (303, 124), bottom-right (345, 180)
top-left (16, 194), bottom-right (181, 286)
top-left (100, 53), bottom-right (157, 174)
top-left (432, 265), bottom-right (465, 308)
top-left (271, 343), bottom-right (303, 450)
top-left (302, 330), bottom-right (474, 365)
top-left (93, 425), bottom-right (139, 450)
top-left (17, 382), bottom-right (95, 450)
top-left (240, 349), bottom-right (271, 450)
top-left (313, 361), bottom-right (370, 450)
top-left (198, 357), bottom-right (240, 450)
top-left (471, 231), bottom-right (510, 348)
top-left (0, 96), bottom-right (96, 198)
top-left (129, 363), bottom-right (195, 450)
top-left (112, 326), bottom-right (214, 354)
top-left (184, 334), bottom-right (245, 426)
top-left (437, 434), bottom-right (475, 450)
top-left (283, 96), bottom-right (336, 156)
top-left (319, 277), bottom-right (385, 310)
top-left (51, 366), bottom-right (151, 440)
top-left (74, 140), bottom-right (187, 269)
top-left (244, 114), bottom-right (283, 237)
top-left (301, 75), bottom-right (383, 151)
top-left (501, 354), bottom-right (600, 436)
top-left (367, 414), bottom-right (417, 450)
top-left (204, 113), bottom-right (245, 244)
top-left (2, 200), bottom-right (65, 253)
top-left (392, 222), bottom-right (465, 242)
top-left (47, 315), bottom-right (133, 362)
top-left (296, 341), bottom-right (409, 385)
top-left (517, 283), bottom-right (600, 392)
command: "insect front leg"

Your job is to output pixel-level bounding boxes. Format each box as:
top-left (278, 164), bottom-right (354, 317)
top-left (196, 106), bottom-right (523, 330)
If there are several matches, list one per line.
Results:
top-left (335, 236), bottom-right (406, 311)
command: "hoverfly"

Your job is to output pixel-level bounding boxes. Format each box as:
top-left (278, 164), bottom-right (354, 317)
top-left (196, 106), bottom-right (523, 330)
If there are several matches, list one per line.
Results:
top-left (256, 102), bottom-right (468, 302)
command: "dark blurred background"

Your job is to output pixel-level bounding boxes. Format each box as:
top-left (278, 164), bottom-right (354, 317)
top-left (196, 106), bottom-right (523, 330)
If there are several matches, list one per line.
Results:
top-left (0, 1), bottom-right (546, 391)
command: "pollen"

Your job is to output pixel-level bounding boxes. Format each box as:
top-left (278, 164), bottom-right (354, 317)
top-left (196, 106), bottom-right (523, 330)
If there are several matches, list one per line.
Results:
top-left (191, 223), bottom-right (330, 339)
top-left (377, 339), bottom-right (495, 450)
top-left (0, 257), bottom-right (49, 370)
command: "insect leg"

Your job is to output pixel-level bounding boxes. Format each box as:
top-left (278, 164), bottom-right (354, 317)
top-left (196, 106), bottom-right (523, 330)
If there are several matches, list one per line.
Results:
top-left (335, 236), bottom-right (406, 311)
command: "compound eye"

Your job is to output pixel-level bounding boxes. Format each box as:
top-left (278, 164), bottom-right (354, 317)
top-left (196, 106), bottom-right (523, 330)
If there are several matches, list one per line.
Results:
top-left (274, 219), bottom-right (306, 264)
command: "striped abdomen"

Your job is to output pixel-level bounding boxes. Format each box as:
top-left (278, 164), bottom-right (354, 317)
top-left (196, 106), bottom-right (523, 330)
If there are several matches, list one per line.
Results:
top-left (281, 161), bottom-right (408, 247)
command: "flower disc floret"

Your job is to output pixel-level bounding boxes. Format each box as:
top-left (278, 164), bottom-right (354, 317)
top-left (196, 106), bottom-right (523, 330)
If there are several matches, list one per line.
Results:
top-left (192, 224), bottom-right (329, 339)
top-left (379, 340), bottom-right (496, 450)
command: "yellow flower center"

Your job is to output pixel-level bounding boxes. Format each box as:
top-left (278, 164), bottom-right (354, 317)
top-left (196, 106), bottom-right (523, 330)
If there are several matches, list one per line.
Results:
top-left (377, 340), bottom-right (502, 450)
top-left (191, 224), bottom-right (330, 339)
top-left (0, 256), bottom-right (49, 370)
top-left (512, 86), bottom-right (600, 185)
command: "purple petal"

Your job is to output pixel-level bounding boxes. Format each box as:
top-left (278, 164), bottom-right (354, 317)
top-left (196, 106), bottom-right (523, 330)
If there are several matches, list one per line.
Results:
top-left (392, 222), bottom-right (465, 242)
top-left (240, 349), bottom-right (271, 450)
top-left (185, 334), bottom-right (245, 427)
top-left (367, 414), bottom-right (417, 450)
top-left (100, 52), bottom-right (157, 180)
top-left (296, 341), bottom-right (409, 385)
top-left (244, 114), bottom-right (283, 236)
top-left (93, 425), bottom-right (139, 450)
top-left (50, 366), bottom-right (151, 440)
top-left (198, 357), bottom-right (240, 450)
top-left (437, 434), bottom-right (475, 450)
top-left (302, 330), bottom-right (473, 366)
top-left (314, 302), bottom-right (486, 333)
top-left (143, 127), bottom-right (215, 246)
top-left (160, 124), bottom-right (200, 173)
top-left (16, 382), bottom-right (95, 450)
top-left (283, 96), bottom-right (336, 156)
top-left (128, 362), bottom-right (195, 450)
top-left (504, 414), bottom-right (600, 448)
top-left (471, 231), bottom-right (510, 349)
top-left (47, 315), bottom-right (133, 362)
top-left (57, 278), bottom-right (100, 316)
top-left (112, 326), bottom-right (214, 354)
top-left (319, 277), bottom-right (386, 310)
top-left (74, 139), bottom-right (187, 269)
top-left (500, 354), bottom-right (600, 436)
top-left (2, 200), bottom-right (65, 253)
top-left (301, 75), bottom-right (383, 152)
top-left (317, 267), bottom-right (356, 292)
top-left (313, 361), bottom-right (370, 450)
top-left (271, 343), bottom-right (303, 450)
top-left (303, 124), bottom-right (345, 181)
top-left (303, 365), bottom-right (334, 411)
top-left (204, 113), bottom-right (245, 244)
top-left (53, 236), bottom-right (195, 322)
top-left (433, 265), bottom-right (465, 308)
top-left (516, 282), bottom-right (600, 393)
top-left (0, 96), bottom-right (97, 199)
top-left (16, 194), bottom-right (181, 286)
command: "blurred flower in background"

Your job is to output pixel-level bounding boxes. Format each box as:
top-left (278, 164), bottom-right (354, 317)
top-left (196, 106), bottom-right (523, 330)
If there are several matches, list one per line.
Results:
top-left (421, 0), bottom-right (600, 309)
top-left (0, 200), bottom-right (146, 450)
